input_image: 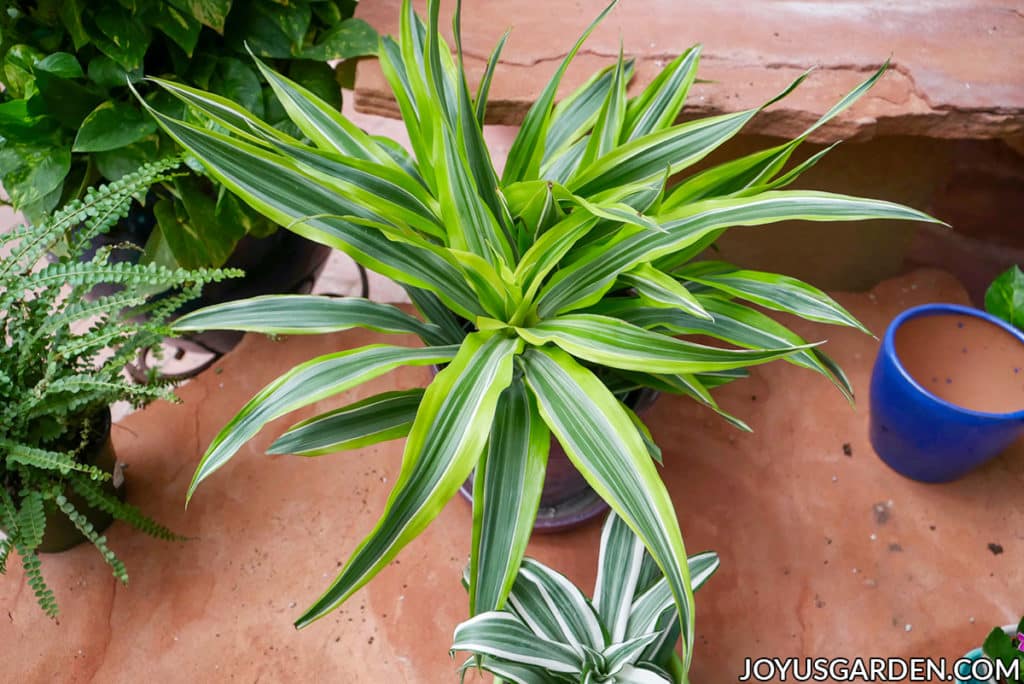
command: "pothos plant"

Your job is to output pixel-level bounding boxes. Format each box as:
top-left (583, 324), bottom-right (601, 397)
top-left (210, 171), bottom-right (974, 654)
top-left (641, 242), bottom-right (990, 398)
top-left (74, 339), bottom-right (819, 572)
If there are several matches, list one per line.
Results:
top-left (0, 0), bottom-right (377, 268)
top-left (0, 159), bottom-right (239, 617)
top-left (136, 0), bottom-right (939, 671)
top-left (452, 512), bottom-right (720, 683)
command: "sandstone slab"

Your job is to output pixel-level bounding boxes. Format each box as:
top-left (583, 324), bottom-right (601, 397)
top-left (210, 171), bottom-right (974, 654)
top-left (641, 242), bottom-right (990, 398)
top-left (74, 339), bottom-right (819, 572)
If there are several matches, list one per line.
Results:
top-left (1, 269), bottom-right (1020, 682)
top-left (354, 0), bottom-right (1024, 141)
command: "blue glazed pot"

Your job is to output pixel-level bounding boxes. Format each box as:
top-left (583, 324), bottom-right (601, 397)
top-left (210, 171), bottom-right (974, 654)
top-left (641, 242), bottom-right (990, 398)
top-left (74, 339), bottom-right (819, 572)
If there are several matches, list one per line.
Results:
top-left (869, 303), bottom-right (1024, 483)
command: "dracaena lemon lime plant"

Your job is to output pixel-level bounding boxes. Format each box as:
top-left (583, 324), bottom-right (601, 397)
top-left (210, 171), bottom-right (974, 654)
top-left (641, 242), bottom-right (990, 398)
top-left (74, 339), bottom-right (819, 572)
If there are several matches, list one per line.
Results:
top-left (452, 512), bottom-right (720, 683)
top-left (135, 0), bottom-right (938, 669)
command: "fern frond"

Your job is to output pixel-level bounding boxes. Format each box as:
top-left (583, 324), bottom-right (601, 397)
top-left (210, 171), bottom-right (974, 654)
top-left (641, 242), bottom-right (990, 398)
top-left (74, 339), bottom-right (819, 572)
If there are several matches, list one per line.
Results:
top-left (56, 495), bottom-right (128, 584)
top-left (0, 157), bottom-right (183, 286)
top-left (70, 477), bottom-right (185, 542)
top-left (1, 440), bottom-right (112, 481)
top-left (15, 491), bottom-right (46, 550)
top-left (18, 549), bottom-right (58, 618)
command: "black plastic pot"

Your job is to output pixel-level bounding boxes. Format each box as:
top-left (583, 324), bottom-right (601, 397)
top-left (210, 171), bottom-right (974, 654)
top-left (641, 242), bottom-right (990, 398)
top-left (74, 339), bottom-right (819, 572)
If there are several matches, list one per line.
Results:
top-left (37, 408), bottom-right (122, 553)
top-left (84, 203), bottom-right (331, 355)
top-left (457, 386), bottom-right (661, 534)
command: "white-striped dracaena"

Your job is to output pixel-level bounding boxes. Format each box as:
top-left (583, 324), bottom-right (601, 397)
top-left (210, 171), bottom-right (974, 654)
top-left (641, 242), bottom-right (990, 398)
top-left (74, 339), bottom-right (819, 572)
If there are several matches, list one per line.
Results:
top-left (137, 0), bottom-right (941, 672)
top-left (453, 512), bottom-right (720, 683)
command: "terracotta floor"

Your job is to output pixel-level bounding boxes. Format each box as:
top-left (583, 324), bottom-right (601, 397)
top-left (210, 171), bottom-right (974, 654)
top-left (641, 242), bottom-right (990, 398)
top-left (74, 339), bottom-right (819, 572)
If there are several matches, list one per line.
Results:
top-left (2, 269), bottom-right (1021, 683)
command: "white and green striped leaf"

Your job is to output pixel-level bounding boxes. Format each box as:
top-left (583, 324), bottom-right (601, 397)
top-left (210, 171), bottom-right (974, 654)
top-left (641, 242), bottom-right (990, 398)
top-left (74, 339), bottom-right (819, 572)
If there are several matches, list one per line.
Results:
top-left (469, 379), bottom-right (549, 615)
top-left (451, 612), bottom-right (582, 674)
top-left (602, 633), bottom-right (662, 677)
top-left (189, 344), bottom-right (458, 500)
top-left (521, 347), bottom-right (696, 667)
top-left (509, 557), bottom-right (605, 652)
top-left (595, 296), bottom-right (853, 402)
top-left (267, 390), bottom-right (423, 457)
top-left (624, 46), bottom-right (701, 141)
top-left (542, 60), bottom-right (635, 169)
top-left (518, 313), bottom-right (813, 374)
top-left (251, 52), bottom-right (400, 168)
top-left (680, 263), bottom-right (870, 333)
top-left (502, 0), bottom-right (619, 183)
top-left (579, 45), bottom-right (628, 169)
top-left (538, 190), bottom-right (941, 316)
top-left (594, 512), bottom-right (647, 642)
top-left (295, 332), bottom-right (520, 628)
top-left (620, 264), bottom-right (711, 319)
top-left (172, 295), bottom-right (440, 340)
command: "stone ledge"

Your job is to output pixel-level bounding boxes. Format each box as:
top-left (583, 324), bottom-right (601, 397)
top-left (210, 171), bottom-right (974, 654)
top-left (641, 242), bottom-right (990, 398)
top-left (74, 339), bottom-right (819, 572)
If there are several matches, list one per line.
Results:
top-left (354, 0), bottom-right (1024, 142)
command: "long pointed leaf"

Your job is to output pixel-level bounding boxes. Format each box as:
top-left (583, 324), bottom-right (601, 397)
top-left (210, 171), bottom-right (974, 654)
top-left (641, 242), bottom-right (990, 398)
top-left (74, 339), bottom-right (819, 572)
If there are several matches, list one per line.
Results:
top-left (189, 344), bottom-right (458, 499)
top-left (521, 347), bottom-right (695, 669)
top-left (502, 0), bottom-right (619, 183)
top-left (594, 512), bottom-right (647, 642)
top-left (172, 295), bottom-right (440, 340)
top-left (538, 190), bottom-right (942, 316)
top-left (518, 313), bottom-right (814, 374)
top-left (268, 390), bottom-right (424, 457)
top-left (452, 612), bottom-right (582, 674)
top-left (295, 332), bottom-right (520, 627)
top-left (469, 379), bottom-right (549, 615)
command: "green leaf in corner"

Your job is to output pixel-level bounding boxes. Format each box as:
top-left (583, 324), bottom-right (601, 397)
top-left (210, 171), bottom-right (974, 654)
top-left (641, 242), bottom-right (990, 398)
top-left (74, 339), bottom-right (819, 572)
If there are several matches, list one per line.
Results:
top-left (301, 18), bottom-right (380, 61)
top-left (34, 53), bottom-right (83, 80)
top-left (73, 102), bottom-right (158, 153)
top-left (151, 4), bottom-right (203, 56)
top-left (87, 56), bottom-right (142, 89)
top-left (59, 0), bottom-right (91, 51)
top-left (90, 5), bottom-right (152, 71)
top-left (985, 265), bottom-right (1024, 332)
top-left (3, 145), bottom-right (71, 211)
top-left (168, 0), bottom-right (233, 34)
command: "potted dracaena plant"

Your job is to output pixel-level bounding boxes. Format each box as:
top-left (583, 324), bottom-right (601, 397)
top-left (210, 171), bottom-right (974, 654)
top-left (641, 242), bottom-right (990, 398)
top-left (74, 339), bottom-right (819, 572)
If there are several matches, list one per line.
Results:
top-left (0, 158), bottom-right (238, 616)
top-left (452, 512), bottom-right (720, 683)
top-left (133, 0), bottom-right (940, 671)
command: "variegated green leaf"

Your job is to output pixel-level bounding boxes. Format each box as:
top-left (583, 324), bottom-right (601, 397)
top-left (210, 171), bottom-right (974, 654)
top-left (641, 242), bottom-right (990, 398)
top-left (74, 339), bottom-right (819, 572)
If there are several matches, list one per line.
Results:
top-left (469, 379), bottom-right (549, 615)
top-left (624, 46), bottom-right (701, 141)
top-left (267, 390), bottom-right (423, 457)
top-left (521, 347), bottom-right (695, 667)
top-left (510, 557), bottom-right (605, 651)
top-left (594, 512), bottom-right (648, 642)
top-left (251, 53), bottom-right (400, 167)
top-left (295, 332), bottom-right (520, 627)
top-left (542, 60), bottom-right (635, 169)
top-left (474, 29), bottom-right (510, 124)
top-left (172, 295), bottom-right (440, 340)
top-left (602, 633), bottom-right (662, 677)
top-left (680, 263), bottom-right (870, 334)
top-left (537, 190), bottom-right (942, 316)
top-left (188, 344), bottom-right (458, 500)
top-left (579, 45), bottom-right (628, 169)
top-left (620, 263), bottom-right (711, 319)
top-left (452, 612), bottom-right (582, 674)
top-left (594, 296), bottom-right (853, 402)
top-left (518, 313), bottom-right (813, 374)
top-left (502, 0), bottom-right (619, 183)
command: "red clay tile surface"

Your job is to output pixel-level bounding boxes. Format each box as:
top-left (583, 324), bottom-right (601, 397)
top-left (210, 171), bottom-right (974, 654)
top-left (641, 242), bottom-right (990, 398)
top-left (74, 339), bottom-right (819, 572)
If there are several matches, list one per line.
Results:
top-left (2, 269), bottom-right (1021, 682)
top-left (354, 0), bottom-right (1024, 141)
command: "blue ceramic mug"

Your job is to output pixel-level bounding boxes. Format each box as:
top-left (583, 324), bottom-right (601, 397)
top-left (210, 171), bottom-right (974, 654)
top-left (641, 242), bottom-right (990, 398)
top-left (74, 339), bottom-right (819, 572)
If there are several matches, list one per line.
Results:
top-left (869, 303), bottom-right (1024, 483)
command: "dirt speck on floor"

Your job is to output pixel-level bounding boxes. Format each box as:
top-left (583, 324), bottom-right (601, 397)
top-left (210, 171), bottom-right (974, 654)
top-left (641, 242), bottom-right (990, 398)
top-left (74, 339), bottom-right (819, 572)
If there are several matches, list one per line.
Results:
top-left (873, 503), bottom-right (890, 525)
top-left (843, 443), bottom-right (853, 457)
top-left (987, 542), bottom-right (1004, 555)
